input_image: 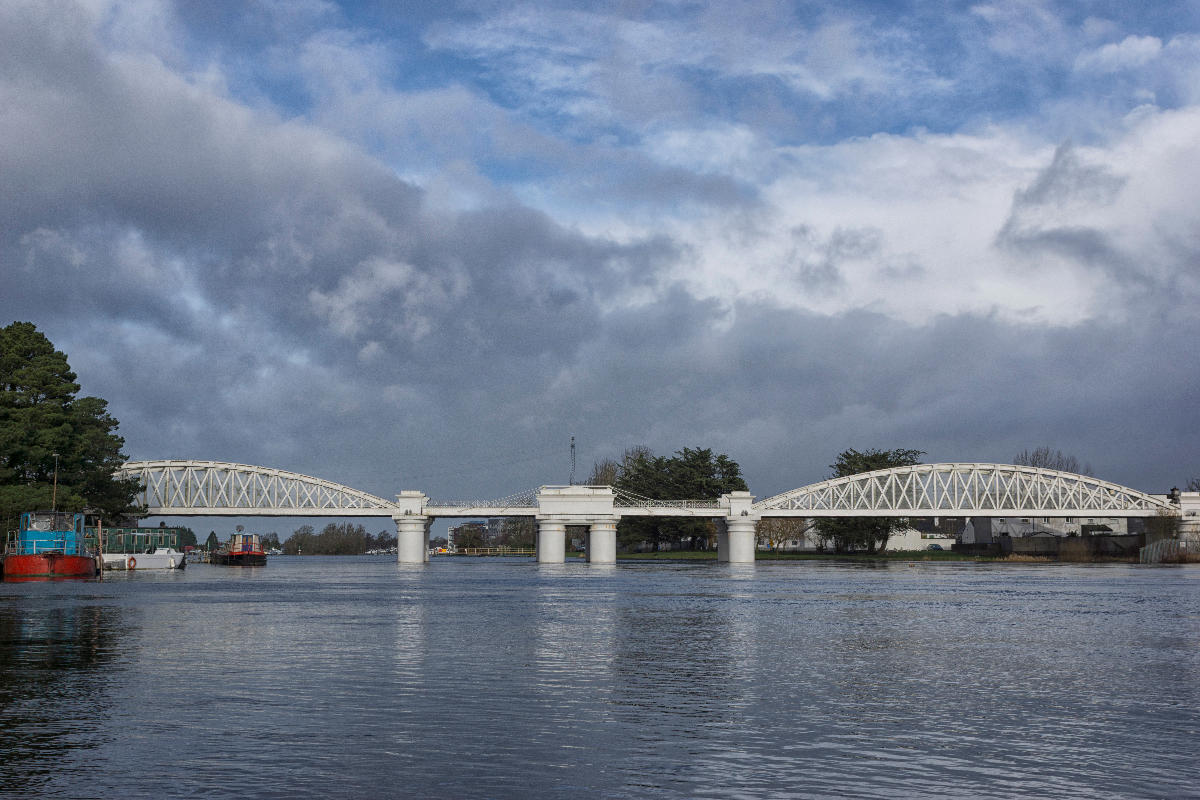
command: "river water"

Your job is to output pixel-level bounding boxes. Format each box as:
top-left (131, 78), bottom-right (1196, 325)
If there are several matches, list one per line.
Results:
top-left (1, 557), bottom-right (1197, 799)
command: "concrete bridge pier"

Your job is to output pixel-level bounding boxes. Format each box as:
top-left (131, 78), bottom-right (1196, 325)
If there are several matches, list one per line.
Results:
top-left (395, 516), bottom-right (430, 563)
top-left (719, 517), bottom-right (757, 563)
top-left (394, 491), bottom-right (430, 564)
top-left (718, 491), bottom-right (758, 563)
top-left (536, 519), bottom-right (567, 563)
top-left (587, 519), bottom-right (618, 564)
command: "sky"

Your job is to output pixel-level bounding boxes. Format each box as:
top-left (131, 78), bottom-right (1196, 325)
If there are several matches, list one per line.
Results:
top-left (3, 0), bottom-right (1199, 524)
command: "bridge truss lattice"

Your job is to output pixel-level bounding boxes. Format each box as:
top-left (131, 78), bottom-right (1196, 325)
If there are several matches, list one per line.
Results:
top-left (753, 463), bottom-right (1173, 517)
top-left (118, 460), bottom-right (397, 516)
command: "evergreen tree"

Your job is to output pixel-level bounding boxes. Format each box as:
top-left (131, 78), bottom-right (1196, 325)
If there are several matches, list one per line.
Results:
top-left (0, 322), bottom-right (141, 530)
top-left (814, 447), bottom-right (925, 553)
top-left (614, 446), bottom-right (748, 551)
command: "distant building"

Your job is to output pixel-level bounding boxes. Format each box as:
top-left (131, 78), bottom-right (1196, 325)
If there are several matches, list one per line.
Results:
top-left (487, 518), bottom-right (505, 542)
top-left (884, 517), bottom-right (963, 551)
top-left (963, 516), bottom-right (1132, 544)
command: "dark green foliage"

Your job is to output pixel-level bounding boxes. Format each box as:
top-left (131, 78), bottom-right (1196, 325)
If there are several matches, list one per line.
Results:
top-left (0, 321), bottom-right (142, 530)
top-left (814, 447), bottom-right (925, 553)
top-left (205, 531), bottom-right (219, 551)
top-left (613, 446), bottom-right (747, 552)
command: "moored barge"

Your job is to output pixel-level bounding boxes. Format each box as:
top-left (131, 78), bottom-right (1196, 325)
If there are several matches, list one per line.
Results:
top-left (211, 531), bottom-right (267, 566)
top-left (3, 511), bottom-right (100, 581)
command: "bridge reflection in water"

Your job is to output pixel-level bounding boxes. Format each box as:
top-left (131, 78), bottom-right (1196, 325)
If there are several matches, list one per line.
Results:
top-left (117, 460), bottom-right (1194, 565)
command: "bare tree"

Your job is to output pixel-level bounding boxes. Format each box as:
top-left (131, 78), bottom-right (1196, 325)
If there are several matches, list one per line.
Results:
top-left (757, 517), bottom-right (815, 551)
top-left (1013, 446), bottom-right (1092, 476)
top-left (586, 445), bottom-right (652, 486)
top-left (587, 458), bottom-right (619, 486)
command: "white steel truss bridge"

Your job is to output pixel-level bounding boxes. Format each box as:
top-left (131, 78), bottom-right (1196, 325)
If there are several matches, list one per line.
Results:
top-left (118, 460), bottom-right (1184, 565)
top-left (118, 460), bottom-right (1172, 518)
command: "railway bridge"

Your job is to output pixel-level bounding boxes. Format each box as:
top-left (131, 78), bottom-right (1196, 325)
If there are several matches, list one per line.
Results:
top-left (117, 460), bottom-right (1192, 563)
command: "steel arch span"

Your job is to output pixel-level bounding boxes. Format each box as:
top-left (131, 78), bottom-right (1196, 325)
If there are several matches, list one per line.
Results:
top-left (753, 463), bottom-right (1172, 517)
top-left (118, 460), bottom-right (397, 516)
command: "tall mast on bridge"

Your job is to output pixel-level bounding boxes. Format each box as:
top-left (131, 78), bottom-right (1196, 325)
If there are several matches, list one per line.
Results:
top-left (569, 436), bottom-right (576, 485)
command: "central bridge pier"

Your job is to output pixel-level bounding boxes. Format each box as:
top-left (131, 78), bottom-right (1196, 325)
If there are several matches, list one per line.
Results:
top-left (391, 486), bottom-right (761, 565)
top-left (535, 486), bottom-right (622, 564)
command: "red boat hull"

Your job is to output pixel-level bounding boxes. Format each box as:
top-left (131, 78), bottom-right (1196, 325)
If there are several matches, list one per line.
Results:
top-left (2, 553), bottom-right (99, 581)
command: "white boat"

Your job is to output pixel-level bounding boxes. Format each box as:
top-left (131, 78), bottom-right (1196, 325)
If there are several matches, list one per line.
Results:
top-left (99, 525), bottom-right (189, 570)
top-left (103, 547), bottom-right (187, 570)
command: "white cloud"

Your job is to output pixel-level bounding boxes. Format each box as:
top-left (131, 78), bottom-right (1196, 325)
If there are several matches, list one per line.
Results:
top-left (423, 3), bottom-right (908, 132)
top-left (1074, 35), bottom-right (1163, 74)
top-left (971, 0), bottom-right (1070, 58)
top-left (645, 104), bottom-right (1200, 327)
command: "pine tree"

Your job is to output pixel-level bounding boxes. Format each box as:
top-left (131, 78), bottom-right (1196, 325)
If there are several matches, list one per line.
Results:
top-left (0, 322), bottom-right (142, 529)
top-left (614, 446), bottom-right (748, 551)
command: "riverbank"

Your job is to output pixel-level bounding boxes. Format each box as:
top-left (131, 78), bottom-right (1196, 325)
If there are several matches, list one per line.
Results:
top-left (615, 550), bottom-right (1149, 563)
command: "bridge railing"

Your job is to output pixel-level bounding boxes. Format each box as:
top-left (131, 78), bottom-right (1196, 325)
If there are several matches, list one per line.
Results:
top-left (612, 488), bottom-right (721, 510)
top-left (427, 487), bottom-right (540, 509)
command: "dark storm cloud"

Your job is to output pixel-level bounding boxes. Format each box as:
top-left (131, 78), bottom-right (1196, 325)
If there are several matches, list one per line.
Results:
top-left (553, 297), bottom-right (1198, 498)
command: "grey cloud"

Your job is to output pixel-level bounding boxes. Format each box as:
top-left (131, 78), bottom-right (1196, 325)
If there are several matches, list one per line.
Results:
top-left (1012, 142), bottom-right (1125, 209)
top-left (589, 299), bottom-right (1196, 496)
top-left (781, 225), bottom-right (883, 293)
top-left (997, 141), bottom-right (1150, 285)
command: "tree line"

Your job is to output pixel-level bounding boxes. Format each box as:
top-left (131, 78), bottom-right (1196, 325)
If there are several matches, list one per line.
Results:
top-left (280, 522), bottom-right (397, 555)
top-left (450, 519), bottom-right (534, 549)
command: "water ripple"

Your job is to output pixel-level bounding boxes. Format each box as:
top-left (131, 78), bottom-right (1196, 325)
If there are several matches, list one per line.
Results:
top-left (0, 558), bottom-right (1197, 798)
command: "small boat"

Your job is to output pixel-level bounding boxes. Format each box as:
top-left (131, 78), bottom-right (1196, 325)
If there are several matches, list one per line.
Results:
top-left (103, 547), bottom-right (187, 571)
top-left (3, 511), bottom-right (100, 581)
top-left (101, 527), bottom-right (187, 570)
top-left (211, 531), bottom-right (267, 566)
